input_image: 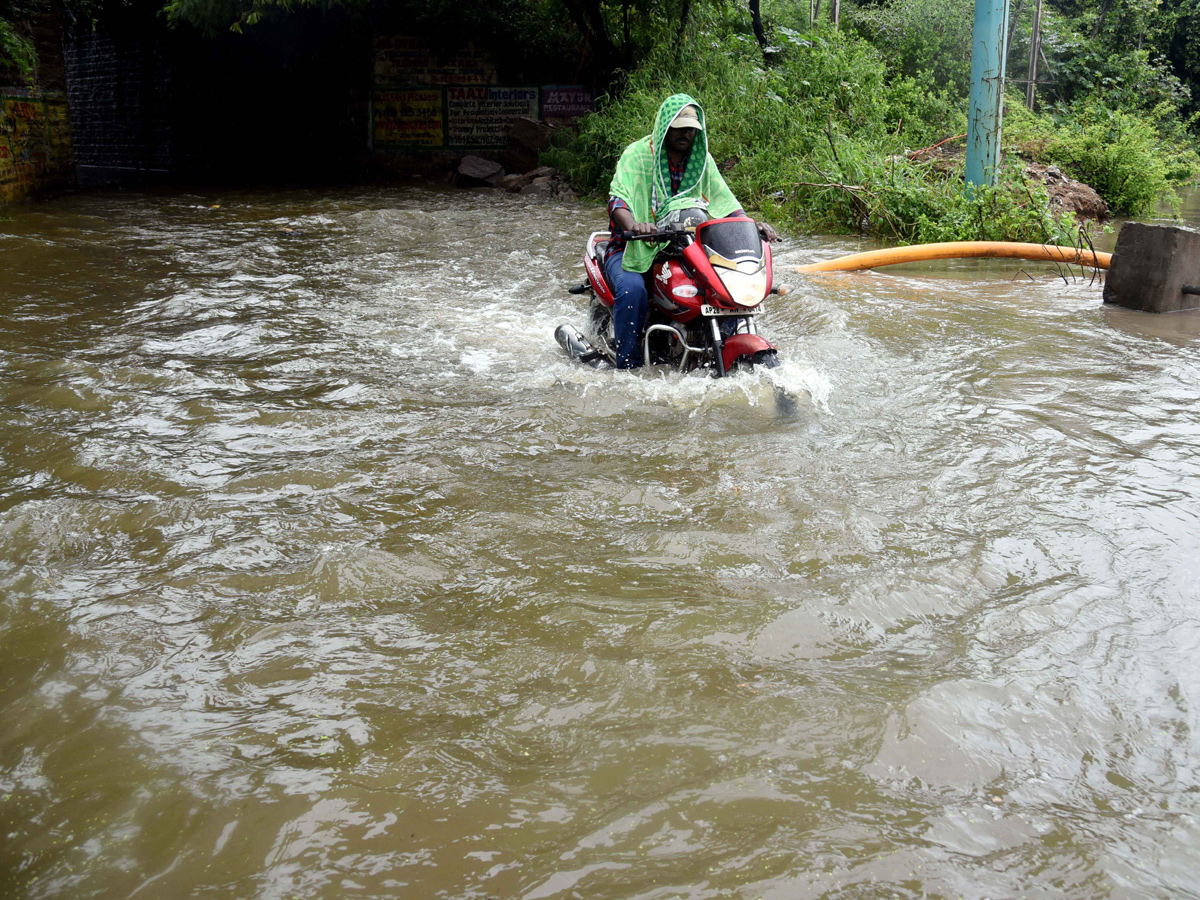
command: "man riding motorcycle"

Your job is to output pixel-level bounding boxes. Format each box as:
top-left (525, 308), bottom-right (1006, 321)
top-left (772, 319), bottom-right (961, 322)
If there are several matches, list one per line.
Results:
top-left (605, 93), bottom-right (779, 368)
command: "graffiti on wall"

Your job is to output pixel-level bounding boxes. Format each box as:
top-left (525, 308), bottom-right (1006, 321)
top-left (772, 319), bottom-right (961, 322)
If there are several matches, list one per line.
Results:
top-left (0, 91), bottom-right (75, 204)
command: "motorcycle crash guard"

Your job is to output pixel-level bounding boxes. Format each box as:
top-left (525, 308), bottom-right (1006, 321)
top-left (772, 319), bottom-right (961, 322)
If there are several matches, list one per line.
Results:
top-left (721, 334), bottom-right (776, 372)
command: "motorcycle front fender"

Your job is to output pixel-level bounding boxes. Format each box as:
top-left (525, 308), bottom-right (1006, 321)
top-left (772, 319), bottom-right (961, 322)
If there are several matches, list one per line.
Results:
top-left (721, 334), bottom-right (776, 372)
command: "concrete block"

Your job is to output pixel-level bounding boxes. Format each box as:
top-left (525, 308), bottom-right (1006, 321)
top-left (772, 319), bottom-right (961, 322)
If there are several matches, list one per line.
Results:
top-left (1104, 222), bottom-right (1200, 313)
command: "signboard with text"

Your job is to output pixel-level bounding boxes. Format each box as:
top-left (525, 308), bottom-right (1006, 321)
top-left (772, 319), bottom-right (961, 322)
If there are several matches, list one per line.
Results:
top-left (370, 37), bottom-right (596, 156)
top-left (446, 86), bottom-right (539, 149)
top-left (540, 86), bottom-right (593, 127)
top-left (374, 36), bottom-right (495, 86)
top-left (373, 89), bottom-right (445, 148)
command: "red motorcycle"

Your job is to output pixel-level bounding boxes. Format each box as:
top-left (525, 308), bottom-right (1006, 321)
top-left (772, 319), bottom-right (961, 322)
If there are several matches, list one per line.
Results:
top-left (555, 210), bottom-right (782, 376)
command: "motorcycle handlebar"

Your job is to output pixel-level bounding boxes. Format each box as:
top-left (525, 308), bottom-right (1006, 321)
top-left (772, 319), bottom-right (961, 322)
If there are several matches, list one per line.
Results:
top-left (622, 222), bottom-right (775, 243)
top-left (621, 227), bottom-right (689, 242)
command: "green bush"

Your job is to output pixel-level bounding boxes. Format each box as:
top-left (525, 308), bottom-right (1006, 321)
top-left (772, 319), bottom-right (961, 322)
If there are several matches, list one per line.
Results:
top-left (782, 142), bottom-right (1081, 245)
top-left (1032, 16), bottom-right (1192, 119)
top-left (0, 17), bottom-right (36, 83)
top-left (1006, 94), bottom-right (1200, 216)
top-left (910, 171), bottom-right (1083, 245)
top-left (549, 7), bottom-right (1199, 242)
top-left (1047, 109), bottom-right (1169, 216)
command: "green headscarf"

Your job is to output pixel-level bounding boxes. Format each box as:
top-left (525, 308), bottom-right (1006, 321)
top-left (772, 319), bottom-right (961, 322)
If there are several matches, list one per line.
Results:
top-left (608, 93), bottom-right (742, 273)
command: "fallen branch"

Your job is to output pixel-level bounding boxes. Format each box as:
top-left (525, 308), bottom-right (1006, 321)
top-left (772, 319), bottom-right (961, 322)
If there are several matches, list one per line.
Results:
top-left (795, 180), bottom-right (867, 192)
top-left (907, 133), bottom-right (968, 160)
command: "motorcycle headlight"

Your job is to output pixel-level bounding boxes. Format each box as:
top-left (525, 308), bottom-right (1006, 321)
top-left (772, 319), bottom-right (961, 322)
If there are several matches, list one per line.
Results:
top-left (718, 264), bottom-right (769, 307)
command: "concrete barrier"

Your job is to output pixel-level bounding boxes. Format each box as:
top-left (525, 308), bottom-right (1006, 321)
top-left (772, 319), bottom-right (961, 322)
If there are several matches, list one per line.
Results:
top-left (1103, 222), bottom-right (1200, 314)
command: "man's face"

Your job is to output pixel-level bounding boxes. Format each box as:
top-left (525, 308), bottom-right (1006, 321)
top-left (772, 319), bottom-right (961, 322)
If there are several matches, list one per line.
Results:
top-left (666, 126), bottom-right (697, 155)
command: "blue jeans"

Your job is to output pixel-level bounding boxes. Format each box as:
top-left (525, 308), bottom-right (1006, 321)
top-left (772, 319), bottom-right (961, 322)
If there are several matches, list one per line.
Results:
top-left (604, 250), bottom-right (649, 368)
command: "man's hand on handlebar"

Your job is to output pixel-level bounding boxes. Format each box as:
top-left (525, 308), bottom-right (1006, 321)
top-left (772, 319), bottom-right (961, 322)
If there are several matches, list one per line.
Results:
top-left (612, 207), bottom-right (657, 239)
top-left (758, 222), bottom-right (780, 243)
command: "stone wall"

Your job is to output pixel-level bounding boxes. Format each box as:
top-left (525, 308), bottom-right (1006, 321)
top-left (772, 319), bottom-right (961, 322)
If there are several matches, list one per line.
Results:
top-left (0, 91), bottom-right (75, 204)
top-left (0, 6), bottom-right (76, 205)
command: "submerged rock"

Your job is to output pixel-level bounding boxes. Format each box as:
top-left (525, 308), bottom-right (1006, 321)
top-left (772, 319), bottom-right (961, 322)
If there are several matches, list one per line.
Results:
top-left (512, 167), bottom-right (577, 200)
top-left (456, 155), bottom-right (505, 187)
top-left (501, 165), bottom-right (557, 192)
top-left (454, 158), bottom-right (576, 199)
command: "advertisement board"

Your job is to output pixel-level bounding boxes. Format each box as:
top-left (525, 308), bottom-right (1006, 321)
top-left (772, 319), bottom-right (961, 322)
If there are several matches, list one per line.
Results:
top-left (373, 89), bottom-right (445, 148)
top-left (541, 86), bottom-right (593, 127)
top-left (446, 86), bottom-right (539, 148)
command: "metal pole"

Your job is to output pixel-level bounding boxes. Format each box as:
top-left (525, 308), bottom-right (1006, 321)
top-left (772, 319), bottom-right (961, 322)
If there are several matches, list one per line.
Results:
top-left (965, 0), bottom-right (1010, 188)
top-left (1025, 0), bottom-right (1042, 110)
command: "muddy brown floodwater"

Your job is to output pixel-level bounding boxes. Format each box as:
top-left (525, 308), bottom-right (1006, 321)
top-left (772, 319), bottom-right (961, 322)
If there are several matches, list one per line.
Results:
top-left (2, 185), bottom-right (1199, 899)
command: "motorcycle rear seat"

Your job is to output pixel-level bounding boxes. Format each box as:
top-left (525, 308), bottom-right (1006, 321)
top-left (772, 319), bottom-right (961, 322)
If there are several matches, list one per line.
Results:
top-left (592, 240), bottom-right (609, 262)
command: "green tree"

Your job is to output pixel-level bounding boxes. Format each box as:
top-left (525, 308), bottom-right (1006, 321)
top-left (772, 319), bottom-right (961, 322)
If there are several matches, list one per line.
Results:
top-left (1032, 0), bottom-right (1194, 116)
top-left (159, 0), bottom-right (696, 84)
top-left (848, 0), bottom-right (976, 99)
top-left (1, 0), bottom-right (38, 84)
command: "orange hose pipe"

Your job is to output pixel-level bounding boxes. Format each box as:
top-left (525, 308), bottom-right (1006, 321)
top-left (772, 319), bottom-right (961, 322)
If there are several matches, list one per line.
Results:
top-left (794, 241), bottom-right (1111, 274)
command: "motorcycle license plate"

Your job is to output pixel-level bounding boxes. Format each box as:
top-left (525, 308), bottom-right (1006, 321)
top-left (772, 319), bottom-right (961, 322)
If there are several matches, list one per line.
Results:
top-left (701, 304), bottom-right (757, 316)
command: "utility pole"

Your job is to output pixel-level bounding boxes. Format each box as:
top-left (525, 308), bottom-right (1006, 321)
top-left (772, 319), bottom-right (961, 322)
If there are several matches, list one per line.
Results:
top-left (1025, 0), bottom-right (1043, 109)
top-left (965, 0), bottom-right (1011, 188)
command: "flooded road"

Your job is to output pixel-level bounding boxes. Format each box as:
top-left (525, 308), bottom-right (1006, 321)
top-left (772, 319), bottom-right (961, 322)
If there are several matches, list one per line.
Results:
top-left (2, 185), bottom-right (1199, 899)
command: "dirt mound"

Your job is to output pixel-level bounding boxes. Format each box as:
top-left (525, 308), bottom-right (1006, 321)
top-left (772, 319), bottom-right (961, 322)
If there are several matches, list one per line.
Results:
top-left (906, 142), bottom-right (1109, 222)
top-left (1025, 162), bottom-right (1108, 221)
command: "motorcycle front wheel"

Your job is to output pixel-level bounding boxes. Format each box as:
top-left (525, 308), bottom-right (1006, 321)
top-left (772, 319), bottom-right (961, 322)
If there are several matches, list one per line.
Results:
top-left (585, 298), bottom-right (617, 364)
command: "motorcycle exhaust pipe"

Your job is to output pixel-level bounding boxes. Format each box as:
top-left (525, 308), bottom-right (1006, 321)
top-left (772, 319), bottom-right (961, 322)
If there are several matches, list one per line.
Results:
top-left (554, 325), bottom-right (604, 366)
